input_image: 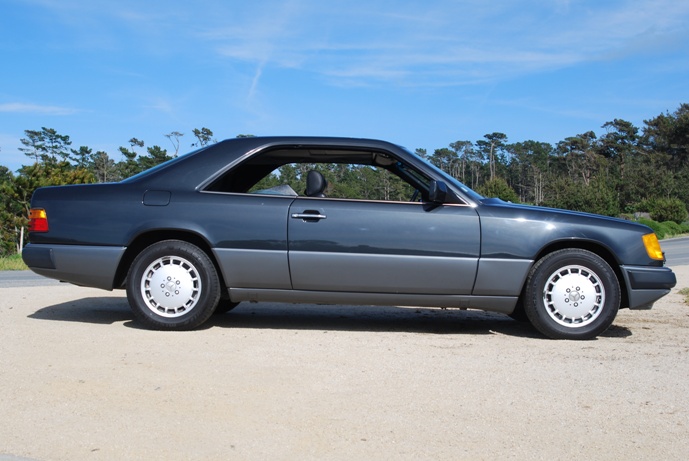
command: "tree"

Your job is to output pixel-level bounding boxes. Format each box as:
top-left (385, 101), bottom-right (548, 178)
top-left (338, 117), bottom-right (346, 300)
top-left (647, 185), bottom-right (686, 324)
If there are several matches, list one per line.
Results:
top-left (191, 127), bottom-right (215, 147)
top-left (138, 145), bottom-right (172, 171)
top-left (18, 129), bottom-right (44, 164)
top-left (642, 103), bottom-right (689, 168)
top-left (70, 146), bottom-right (93, 169)
top-left (430, 148), bottom-right (458, 176)
top-left (507, 141), bottom-right (553, 204)
top-left (449, 140), bottom-right (474, 183)
top-left (556, 131), bottom-right (601, 186)
top-left (91, 151), bottom-right (117, 183)
top-left (41, 127), bottom-right (72, 163)
top-left (165, 131), bottom-right (184, 157)
top-left (545, 176), bottom-right (619, 217)
top-left (117, 138), bottom-right (145, 179)
top-left (476, 133), bottom-right (507, 181)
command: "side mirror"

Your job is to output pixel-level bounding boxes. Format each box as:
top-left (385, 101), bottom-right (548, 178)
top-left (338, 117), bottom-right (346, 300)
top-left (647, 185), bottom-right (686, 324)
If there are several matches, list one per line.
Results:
top-left (428, 180), bottom-right (448, 203)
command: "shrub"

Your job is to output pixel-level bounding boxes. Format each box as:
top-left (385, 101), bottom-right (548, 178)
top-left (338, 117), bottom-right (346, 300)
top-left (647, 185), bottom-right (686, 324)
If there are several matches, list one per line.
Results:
top-left (647, 198), bottom-right (688, 224)
top-left (477, 177), bottom-right (519, 203)
top-left (638, 218), bottom-right (667, 239)
top-left (662, 221), bottom-right (682, 235)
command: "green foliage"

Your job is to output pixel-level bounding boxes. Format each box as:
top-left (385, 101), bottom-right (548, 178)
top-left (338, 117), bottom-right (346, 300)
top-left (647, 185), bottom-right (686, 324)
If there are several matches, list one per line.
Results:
top-left (476, 177), bottom-right (519, 202)
top-left (0, 254), bottom-right (28, 271)
top-left (637, 218), bottom-right (666, 238)
top-left (679, 287), bottom-right (689, 306)
top-left (661, 221), bottom-right (682, 235)
top-left (545, 176), bottom-right (620, 217)
top-left (642, 197), bottom-right (689, 224)
top-left (636, 218), bottom-right (689, 239)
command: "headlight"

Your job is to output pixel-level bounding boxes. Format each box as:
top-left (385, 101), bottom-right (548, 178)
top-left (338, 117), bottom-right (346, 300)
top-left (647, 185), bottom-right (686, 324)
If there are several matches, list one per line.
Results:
top-left (642, 233), bottom-right (664, 261)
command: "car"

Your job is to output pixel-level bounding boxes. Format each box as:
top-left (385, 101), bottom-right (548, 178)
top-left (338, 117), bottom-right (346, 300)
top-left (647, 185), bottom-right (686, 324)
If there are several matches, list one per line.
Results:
top-left (22, 136), bottom-right (677, 339)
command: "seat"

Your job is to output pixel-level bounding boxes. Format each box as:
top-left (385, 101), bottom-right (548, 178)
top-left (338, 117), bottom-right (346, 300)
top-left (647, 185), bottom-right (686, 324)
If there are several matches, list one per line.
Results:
top-left (305, 170), bottom-right (327, 197)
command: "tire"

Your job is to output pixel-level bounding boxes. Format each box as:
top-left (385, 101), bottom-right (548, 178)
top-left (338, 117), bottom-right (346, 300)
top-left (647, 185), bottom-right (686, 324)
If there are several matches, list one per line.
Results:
top-left (126, 240), bottom-right (221, 330)
top-left (214, 298), bottom-right (240, 315)
top-left (508, 303), bottom-right (529, 322)
top-left (524, 249), bottom-right (620, 340)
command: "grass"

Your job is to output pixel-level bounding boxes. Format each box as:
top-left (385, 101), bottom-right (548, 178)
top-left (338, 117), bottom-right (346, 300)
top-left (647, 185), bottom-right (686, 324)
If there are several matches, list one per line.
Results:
top-left (680, 288), bottom-right (689, 306)
top-left (0, 254), bottom-right (28, 271)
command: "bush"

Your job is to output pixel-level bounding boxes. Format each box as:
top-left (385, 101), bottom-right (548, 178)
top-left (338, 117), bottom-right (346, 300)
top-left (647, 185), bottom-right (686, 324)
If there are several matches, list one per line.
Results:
top-left (662, 221), bottom-right (682, 235)
top-left (638, 218), bottom-right (668, 239)
top-left (477, 177), bottom-right (519, 203)
top-left (545, 177), bottom-right (619, 217)
top-left (646, 198), bottom-right (688, 224)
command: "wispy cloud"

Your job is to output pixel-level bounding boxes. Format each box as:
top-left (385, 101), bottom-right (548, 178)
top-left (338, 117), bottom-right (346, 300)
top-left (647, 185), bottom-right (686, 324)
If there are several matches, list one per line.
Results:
top-left (0, 102), bottom-right (79, 115)
top-left (199, 0), bottom-right (689, 88)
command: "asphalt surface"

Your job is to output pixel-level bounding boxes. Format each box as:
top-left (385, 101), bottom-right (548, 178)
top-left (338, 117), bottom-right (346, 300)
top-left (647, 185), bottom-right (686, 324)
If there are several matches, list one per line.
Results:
top-left (660, 236), bottom-right (689, 266)
top-left (0, 270), bottom-right (62, 288)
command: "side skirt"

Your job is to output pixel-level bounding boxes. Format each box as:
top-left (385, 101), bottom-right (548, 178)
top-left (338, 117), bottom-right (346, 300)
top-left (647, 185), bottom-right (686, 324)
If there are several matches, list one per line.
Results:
top-left (228, 288), bottom-right (518, 314)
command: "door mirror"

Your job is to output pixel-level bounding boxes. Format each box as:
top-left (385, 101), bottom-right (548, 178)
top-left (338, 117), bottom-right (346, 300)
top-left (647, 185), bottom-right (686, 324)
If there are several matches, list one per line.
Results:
top-left (428, 180), bottom-right (448, 203)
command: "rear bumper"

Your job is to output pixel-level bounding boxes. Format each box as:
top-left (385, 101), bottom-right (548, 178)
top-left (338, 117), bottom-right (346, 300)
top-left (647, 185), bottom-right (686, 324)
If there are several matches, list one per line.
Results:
top-left (22, 243), bottom-right (126, 290)
top-left (621, 265), bottom-right (677, 310)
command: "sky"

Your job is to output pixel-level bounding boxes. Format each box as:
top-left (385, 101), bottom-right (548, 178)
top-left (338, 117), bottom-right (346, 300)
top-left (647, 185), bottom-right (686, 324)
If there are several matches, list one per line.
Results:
top-left (1, 0), bottom-right (688, 172)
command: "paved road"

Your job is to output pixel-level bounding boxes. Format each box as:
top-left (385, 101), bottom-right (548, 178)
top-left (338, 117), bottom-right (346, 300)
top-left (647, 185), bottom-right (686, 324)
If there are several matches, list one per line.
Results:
top-left (661, 236), bottom-right (689, 266)
top-left (0, 270), bottom-right (61, 288)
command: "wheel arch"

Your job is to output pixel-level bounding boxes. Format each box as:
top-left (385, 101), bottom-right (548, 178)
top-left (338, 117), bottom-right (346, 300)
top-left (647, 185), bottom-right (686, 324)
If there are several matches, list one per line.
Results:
top-left (114, 230), bottom-right (223, 291)
top-left (516, 239), bottom-right (630, 312)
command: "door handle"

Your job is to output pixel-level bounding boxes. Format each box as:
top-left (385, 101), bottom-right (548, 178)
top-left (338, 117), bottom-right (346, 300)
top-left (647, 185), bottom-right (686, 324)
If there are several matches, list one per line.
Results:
top-left (291, 211), bottom-right (327, 221)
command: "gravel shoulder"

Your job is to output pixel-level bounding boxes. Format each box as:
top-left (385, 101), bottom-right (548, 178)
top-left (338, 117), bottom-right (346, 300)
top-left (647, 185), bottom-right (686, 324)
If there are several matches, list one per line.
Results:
top-left (1, 266), bottom-right (688, 461)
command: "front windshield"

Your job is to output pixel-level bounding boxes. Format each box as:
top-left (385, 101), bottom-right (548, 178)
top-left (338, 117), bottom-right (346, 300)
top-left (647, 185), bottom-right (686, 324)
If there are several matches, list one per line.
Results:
top-left (405, 147), bottom-right (485, 203)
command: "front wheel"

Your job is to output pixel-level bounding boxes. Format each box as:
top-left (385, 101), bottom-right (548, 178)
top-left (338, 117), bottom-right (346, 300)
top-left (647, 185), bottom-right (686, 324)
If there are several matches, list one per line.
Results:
top-left (524, 249), bottom-right (620, 340)
top-left (126, 240), bottom-right (221, 330)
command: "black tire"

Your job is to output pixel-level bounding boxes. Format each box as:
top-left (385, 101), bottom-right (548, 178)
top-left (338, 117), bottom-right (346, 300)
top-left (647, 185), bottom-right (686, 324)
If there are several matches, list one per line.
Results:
top-left (524, 249), bottom-right (620, 340)
top-left (507, 302), bottom-right (529, 322)
top-left (126, 240), bottom-right (221, 330)
top-left (214, 298), bottom-right (240, 315)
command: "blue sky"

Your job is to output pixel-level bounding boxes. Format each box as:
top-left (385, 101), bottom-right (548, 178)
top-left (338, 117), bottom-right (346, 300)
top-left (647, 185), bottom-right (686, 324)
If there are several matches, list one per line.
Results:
top-left (1, 0), bottom-right (688, 172)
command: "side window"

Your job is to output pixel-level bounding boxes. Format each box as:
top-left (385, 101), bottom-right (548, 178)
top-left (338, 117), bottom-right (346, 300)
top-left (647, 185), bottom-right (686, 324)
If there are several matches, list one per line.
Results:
top-left (205, 148), bottom-right (436, 202)
top-left (249, 162), bottom-right (421, 202)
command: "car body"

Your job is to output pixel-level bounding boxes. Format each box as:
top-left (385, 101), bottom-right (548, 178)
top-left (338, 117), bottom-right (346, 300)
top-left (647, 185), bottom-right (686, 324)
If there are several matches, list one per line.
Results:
top-left (23, 136), bottom-right (677, 339)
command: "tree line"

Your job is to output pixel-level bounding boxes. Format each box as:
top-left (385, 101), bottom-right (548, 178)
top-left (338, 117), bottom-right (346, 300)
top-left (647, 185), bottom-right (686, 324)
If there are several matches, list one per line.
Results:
top-left (1, 103), bottom-right (688, 256)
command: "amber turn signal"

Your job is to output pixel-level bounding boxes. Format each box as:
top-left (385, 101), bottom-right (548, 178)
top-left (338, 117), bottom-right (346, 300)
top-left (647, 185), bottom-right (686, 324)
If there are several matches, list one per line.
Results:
top-left (29, 208), bottom-right (49, 232)
top-left (642, 233), bottom-right (664, 261)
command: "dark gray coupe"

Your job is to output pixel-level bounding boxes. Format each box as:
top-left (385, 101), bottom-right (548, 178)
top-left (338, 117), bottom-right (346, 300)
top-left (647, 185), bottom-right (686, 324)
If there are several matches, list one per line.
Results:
top-left (23, 136), bottom-right (676, 339)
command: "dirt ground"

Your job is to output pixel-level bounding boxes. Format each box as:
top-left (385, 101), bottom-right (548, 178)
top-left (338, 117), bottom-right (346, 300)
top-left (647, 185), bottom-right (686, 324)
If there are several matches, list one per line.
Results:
top-left (1, 266), bottom-right (688, 461)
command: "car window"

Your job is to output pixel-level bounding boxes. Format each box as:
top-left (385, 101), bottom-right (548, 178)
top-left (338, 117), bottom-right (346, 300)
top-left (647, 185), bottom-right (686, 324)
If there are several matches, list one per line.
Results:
top-left (205, 148), bottom-right (433, 203)
top-left (246, 162), bottom-right (419, 202)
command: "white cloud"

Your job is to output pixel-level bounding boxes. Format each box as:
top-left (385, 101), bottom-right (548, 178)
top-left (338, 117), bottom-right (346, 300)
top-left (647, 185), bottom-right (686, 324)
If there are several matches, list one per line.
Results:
top-left (0, 103), bottom-right (79, 116)
top-left (198, 0), bottom-right (689, 88)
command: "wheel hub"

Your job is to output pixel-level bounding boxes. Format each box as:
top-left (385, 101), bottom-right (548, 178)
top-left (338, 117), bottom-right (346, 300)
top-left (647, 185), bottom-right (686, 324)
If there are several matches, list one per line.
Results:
top-left (543, 265), bottom-right (605, 328)
top-left (140, 256), bottom-right (201, 317)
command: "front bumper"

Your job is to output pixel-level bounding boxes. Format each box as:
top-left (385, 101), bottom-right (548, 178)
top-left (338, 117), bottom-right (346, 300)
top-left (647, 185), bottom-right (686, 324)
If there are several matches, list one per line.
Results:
top-left (621, 265), bottom-right (677, 309)
top-left (22, 243), bottom-right (126, 290)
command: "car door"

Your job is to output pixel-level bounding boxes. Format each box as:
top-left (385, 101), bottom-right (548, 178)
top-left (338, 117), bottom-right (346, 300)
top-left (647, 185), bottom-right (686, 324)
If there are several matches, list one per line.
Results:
top-left (199, 192), bottom-right (294, 289)
top-left (287, 198), bottom-right (480, 294)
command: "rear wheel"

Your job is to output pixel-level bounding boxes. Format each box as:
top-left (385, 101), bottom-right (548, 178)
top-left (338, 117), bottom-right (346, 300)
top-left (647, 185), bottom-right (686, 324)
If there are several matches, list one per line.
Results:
top-left (126, 240), bottom-right (220, 330)
top-left (524, 249), bottom-right (620, 340)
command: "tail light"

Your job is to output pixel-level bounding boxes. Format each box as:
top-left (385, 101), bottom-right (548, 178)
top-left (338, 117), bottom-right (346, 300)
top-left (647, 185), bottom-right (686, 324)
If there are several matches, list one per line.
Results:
top-left (29, 208), bottom-right (49, 232)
